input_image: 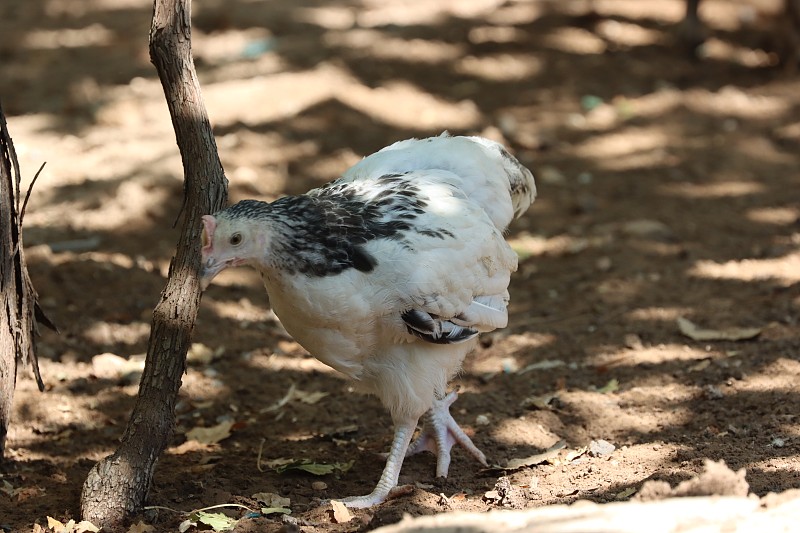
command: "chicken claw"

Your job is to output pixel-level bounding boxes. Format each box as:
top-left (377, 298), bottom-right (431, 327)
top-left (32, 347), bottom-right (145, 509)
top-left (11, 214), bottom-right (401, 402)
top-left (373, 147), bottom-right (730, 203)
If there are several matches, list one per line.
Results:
top-left (406, 390), bottom-right (488, 477)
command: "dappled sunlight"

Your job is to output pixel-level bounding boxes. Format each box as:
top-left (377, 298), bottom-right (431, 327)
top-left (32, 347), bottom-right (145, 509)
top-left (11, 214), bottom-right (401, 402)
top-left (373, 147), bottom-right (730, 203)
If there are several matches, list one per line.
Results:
top-left (468, 332), bottom-right (557, 375)
top-left (572, 127), bottom-right (669, 160)
top-left (590, 0), bottom-right (687, 22)
top-left (468, 25), bottom-right (528, 45)
top-left (626, 307), bottom-right (695, 322)
top-left (746, 206), bottom-right (800, 225)
top-left (595, 20), bottom-right (664, 48)
top-left (507, 232), bottom-right (611, 258)
top-left (659, 180), bottom-right (765, 198)
top-left (490, 415), bottom-right (566, 450)
top-left (455, 53), bottom-right (543, 82)
top-left (325, 30), bottom-right (465, 64)
top-left (203, 296), bottom-right (272, 324)
top-left (23, 24), bottom-right (115, 49)
top-left (544, 27), bottom-right (607, 55)
top-left (83, 320), bottom-right (150, 347)
top-left (590, 344), bottom-right (716, 369)
top-left (356, 0), bottom-right (505, 27)
top-left (564, 389), bottom-right (694, 439)
top-left (684, 86), bottom-right (789, 120)
top-left (338, 80), bottom-right (481, 130)
top-left (699, 38), bottom-right (778, 68)
top-left (690, 251), bottom-right (800, 284)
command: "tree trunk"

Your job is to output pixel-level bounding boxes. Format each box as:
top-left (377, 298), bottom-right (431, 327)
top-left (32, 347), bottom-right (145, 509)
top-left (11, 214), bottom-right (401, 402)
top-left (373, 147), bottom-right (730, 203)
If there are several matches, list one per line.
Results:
top-left (80, 0), bottom-right (227, 527)
top-left (0, 100), bottom-right (47, 460)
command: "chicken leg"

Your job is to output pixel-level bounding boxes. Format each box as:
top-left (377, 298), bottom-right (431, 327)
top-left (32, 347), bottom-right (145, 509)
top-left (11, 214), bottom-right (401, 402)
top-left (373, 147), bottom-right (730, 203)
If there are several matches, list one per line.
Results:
top-left (340, 419), bottom-right (416, 508)
top-left (406, 390), bottom-right (488, 477)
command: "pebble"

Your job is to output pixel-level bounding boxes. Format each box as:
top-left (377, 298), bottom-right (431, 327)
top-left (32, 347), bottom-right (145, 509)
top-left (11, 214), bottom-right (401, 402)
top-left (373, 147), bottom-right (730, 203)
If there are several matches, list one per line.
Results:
top-left (312, 481), bottom-right (327, 491)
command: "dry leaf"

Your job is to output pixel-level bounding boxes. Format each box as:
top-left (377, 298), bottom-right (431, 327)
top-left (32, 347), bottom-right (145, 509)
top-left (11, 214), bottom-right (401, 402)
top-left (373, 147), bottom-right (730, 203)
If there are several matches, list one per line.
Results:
top-left (127, 521), bottom-right (156, 533)
top-left (521, 393), bottom-right (558, 410)
top-left (688, 359), bottom-right (712, 372)
top-left (252, 492), bottom-right (290, 508)
top-left (503, 440), bottom-right (567, 470)
top-left (518, 359), bottom-right (566, 374)
top-left (330, 500), bottom-right (353, 523)
top-left (596, 378), bottom-right (619, 394)
top-left (46, 517), bottom-right (65, 531)
top-left (185, 420), bottom-right (235, 445)
top-left (677, 317), bottom-right (762, 342)
top-left (74, 521), bottom-right (100, 533)
top-left (293, 389), bottom-right (329, 404)
top-left (44, 518), bottom-right (100, 533)
top-left (616, 486), bottom-right (637, 499)
top-left (261, 384), bottom-right (297, 413)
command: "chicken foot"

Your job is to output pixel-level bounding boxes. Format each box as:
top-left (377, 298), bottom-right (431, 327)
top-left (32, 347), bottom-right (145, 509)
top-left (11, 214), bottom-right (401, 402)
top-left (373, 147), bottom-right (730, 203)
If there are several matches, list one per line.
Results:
top-left (339, 419), bottom-right (416, 508)
top-left (406, 390), bottom-right (488, 477)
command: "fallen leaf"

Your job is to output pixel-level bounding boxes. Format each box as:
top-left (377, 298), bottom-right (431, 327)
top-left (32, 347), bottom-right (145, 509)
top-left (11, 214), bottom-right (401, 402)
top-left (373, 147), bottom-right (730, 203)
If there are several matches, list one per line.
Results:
top-left (263, 457), bottom-right (353, 475)
top-left (521, 393), bottom-right (558, 410)
top-left (185, 420), bottom-right (235, 445)
top-left (518, 359), bottom-right (566, 374)
top-left (178, 519), bottom-right (196, 532)
top-left (1, 479), bottom-right (16, 497)
top-left (688, 359), bottom-right (712, 372)
top-left (562, 446), bottom-right (588, 463)
top-left (293, 389), bottom-right (329, 404)
top-left (596, 378), bottom-right (619, 394)
top-left (251, 492), bottom-right (290, 508)
top-left (127, 521), bottom-right (156, 533)
top-left (75, 522), bottom-right (101, 533)
top-left (191, 511), bottom-right (237, 532)
top-left (260, 384), bottom-right (297, 413)
top-left (330, 500), bottom-right (352, 523)
top-left (616, 486), bottom-right (637, 499)
top-left (261, 507), bottom-right (291, 515)
top-left (621, 219), bottom-right (673, 240)
top-left (677, 317), bottom-right (762, 342)
top-left (502, 440), bottom-right (567, 470)
top-left (46, 517), bottom-right (65, 531)
top-left (12, 484), bottom-right (45, 502)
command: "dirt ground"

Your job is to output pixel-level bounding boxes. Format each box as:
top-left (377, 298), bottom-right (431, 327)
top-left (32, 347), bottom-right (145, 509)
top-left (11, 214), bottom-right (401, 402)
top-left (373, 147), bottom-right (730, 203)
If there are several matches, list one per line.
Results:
top-left (1, 0), bottom-right (800, 531)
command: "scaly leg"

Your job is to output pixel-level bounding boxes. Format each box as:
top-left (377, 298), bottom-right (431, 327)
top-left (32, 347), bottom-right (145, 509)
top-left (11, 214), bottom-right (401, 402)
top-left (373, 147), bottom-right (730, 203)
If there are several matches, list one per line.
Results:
top-left (406, 390), bottom-right (488, 477)
top-left (339, 418), bottom-right (416, 508)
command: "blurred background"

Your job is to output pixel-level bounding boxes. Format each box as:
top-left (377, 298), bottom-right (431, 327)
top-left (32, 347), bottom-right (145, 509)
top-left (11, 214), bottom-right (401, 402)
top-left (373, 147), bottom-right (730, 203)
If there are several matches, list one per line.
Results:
top-left (1, 0), bottom-right (799, 531)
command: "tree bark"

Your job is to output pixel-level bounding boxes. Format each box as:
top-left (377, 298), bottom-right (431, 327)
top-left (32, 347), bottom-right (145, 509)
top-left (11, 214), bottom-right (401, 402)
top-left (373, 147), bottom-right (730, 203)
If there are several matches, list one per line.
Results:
top-left (80, 0), bottom-right (227, 527)
top-left (0, 100), bottom-right (47, 460)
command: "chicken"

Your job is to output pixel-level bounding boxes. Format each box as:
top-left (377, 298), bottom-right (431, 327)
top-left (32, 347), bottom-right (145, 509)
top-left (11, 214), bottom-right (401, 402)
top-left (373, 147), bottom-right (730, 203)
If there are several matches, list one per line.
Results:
top-left (199, 134), bottom-right (536, 508)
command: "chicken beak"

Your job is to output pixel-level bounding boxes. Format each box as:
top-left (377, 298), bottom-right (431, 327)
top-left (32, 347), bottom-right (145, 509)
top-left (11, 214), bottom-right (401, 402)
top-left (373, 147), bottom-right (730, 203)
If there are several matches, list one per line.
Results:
top-left (198, 259), bottom-right (224, 291)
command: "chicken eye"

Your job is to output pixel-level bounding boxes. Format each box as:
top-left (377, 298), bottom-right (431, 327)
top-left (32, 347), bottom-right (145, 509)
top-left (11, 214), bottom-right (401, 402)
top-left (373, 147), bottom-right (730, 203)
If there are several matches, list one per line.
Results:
top-left (230, 232), bottom-right (243, 246)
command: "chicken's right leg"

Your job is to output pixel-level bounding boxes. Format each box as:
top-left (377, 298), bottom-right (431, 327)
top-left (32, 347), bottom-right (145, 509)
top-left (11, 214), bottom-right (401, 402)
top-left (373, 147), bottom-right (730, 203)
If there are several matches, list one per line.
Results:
top-left (339, 418), bottom-right (417, 508)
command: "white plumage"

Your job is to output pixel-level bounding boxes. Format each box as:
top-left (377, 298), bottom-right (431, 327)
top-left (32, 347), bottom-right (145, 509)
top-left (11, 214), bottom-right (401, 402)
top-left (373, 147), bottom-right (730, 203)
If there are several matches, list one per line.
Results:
top-left (199, 134), bottom-right (536, 507)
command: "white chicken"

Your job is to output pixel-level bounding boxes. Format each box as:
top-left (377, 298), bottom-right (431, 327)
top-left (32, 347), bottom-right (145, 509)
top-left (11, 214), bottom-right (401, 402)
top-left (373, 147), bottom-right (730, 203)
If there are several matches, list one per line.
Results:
top-left (199, 134), bottom-right (536, 507)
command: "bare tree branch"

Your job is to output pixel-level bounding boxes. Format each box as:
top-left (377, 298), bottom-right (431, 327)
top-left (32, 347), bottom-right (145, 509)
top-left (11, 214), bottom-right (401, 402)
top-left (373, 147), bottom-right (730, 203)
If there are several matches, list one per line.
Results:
top-left (80, 0), bottom-right (227, 527)
top-left (0, 99), bottom-right (49, 459)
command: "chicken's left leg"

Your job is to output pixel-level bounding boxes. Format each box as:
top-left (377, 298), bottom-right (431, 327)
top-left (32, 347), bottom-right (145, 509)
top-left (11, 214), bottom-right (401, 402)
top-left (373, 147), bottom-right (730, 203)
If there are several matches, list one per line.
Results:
top-left (406, 390), bottom-right (488, 477)
top-left (339, 418), bottom-right (417, 508)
